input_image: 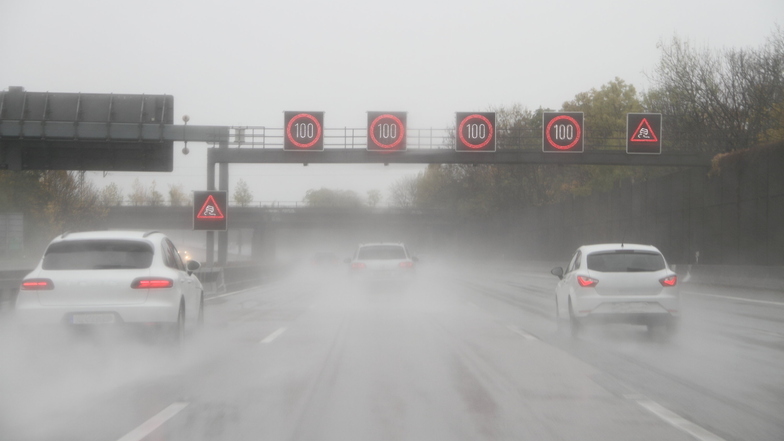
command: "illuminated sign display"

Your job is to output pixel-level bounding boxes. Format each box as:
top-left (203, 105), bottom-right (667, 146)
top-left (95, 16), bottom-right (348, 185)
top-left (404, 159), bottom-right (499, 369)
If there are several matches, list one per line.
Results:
top-left (284, 111), bottom-right (324, 151)
top-left (193, 191), bottom-right (227, 231)
top-left (543, 112), bottom-right (584, 153)
top-left (455, 112), bottom-right (496, 152)
top-left (627, 113), bottom-right (662, 154)
top-left (367, 112), bottom-right (407, 151)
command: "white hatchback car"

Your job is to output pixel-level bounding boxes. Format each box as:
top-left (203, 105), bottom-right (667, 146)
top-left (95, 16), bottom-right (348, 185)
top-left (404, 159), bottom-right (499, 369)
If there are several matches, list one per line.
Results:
top-left (15, 230), bottom-right (203, 342)
top-left (347, 243), bottom-right (417, 284)
top-left (551, 243), bottom-right (680, 336)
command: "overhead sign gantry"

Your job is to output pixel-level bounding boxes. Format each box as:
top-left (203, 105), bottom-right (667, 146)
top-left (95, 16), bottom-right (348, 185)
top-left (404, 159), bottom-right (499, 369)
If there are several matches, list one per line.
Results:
top-left (1, 87), bottom-right (715, 267)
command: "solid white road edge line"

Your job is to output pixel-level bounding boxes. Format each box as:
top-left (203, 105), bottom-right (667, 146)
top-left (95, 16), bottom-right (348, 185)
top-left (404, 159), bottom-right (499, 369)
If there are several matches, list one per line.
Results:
top-left (116, 402), bottom-right (189, 441)
top-left (260, 327), bottom-right (287, 344)
top-left (635, 398), bottom-right (726, 441)
top-left (684, 291), bottom-right (784, 306)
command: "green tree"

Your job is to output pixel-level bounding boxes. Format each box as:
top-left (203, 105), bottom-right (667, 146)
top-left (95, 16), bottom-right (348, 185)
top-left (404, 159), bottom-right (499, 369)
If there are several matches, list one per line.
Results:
top-left (303, 188), bottom-right (364, 207)
top-left (39, 171), bottom-right (105, 234)
top-left (128, 178), bottom-right (148, 206)
top-left (562, 77), bottom-right (643, 150)
top-left (99, 182), bottom-right (124, 206)
top-left (169, 184), bottom-right (188, 207)
top-left (149, 181), bottom-right (164, 206)
top-left (233, 179), bottom-right (254, 207)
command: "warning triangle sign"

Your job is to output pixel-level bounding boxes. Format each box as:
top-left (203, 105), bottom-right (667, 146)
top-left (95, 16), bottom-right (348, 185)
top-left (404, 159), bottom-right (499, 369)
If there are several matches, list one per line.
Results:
top-left (197, 195), bottom-right (225, 219)
top-left (630, 118), bottom-right (658, 142)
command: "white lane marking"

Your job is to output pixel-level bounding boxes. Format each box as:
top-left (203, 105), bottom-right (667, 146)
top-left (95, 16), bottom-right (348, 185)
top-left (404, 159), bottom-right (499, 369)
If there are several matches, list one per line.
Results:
top-left (116, 402), bottom-right (189, 441)
top-left (506, 324), bottom-right (539, 341)
top-left (260, 327), bottom-right (287, 344)
top-left (685, 291), bottom-right (784, 307)
top-left (635, 398), bottom-right (726, 441)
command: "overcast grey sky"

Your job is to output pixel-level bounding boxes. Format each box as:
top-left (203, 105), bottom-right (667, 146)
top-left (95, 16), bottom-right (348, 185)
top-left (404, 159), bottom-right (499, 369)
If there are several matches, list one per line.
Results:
top-left (1, 0), bottom-right (781, 204)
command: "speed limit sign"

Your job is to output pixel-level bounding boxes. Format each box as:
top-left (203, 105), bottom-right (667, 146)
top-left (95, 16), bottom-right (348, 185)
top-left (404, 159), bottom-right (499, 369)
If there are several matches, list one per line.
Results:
top-left (543, 112), bottom-right (584, 153)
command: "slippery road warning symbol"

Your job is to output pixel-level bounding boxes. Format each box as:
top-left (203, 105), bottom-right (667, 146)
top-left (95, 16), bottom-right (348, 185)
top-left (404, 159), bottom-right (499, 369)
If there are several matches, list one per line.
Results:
top-left (630, 118), bottom-right (658, 142)
top-left (197, 195), bottom-right (225, 219)
top-left (193, 191), bottom-right (227, 230)
top-left (627, 113), bottom-right (662, 154)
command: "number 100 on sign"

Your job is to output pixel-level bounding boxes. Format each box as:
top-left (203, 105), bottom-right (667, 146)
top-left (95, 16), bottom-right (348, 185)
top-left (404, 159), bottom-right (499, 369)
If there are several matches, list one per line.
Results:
top-left (284, 111), bottom-right (324, 151)
top-left (543, 112), bottom-right (584, 153)
top-left (455, 112), bottom-right (496, 152)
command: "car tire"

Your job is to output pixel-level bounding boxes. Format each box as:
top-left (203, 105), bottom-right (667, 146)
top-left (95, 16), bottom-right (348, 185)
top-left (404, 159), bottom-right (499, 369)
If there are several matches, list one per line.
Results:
top-left (171, 301), bottom-right (185, 346)
top-left (197, 292), bottom-right (204, 328)
top-left (568, 298), bottom-right (581, 338)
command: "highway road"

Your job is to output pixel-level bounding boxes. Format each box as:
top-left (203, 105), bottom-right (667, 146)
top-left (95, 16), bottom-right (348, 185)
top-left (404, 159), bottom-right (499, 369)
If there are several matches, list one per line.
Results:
top-left (1, 262), bottom-right (782, 441)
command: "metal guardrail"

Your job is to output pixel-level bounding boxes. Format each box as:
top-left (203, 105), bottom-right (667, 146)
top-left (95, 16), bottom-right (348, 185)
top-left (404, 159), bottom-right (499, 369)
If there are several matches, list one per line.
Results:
top-left (0, 269), bottom-right (30, 311)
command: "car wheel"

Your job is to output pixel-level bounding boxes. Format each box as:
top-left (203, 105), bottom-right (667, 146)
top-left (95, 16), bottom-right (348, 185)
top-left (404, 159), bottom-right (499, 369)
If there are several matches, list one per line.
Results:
top-left (171, 301), bottom-right (185, 345)
top-left (197, 293), bottom-right (204, 327)
top-left (568, 298), bottom-right (581, 338)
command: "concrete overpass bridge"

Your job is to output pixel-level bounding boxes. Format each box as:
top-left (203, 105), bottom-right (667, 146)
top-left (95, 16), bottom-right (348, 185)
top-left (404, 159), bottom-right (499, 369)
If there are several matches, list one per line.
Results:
top-left (100, 205), bottom-right (456, 262)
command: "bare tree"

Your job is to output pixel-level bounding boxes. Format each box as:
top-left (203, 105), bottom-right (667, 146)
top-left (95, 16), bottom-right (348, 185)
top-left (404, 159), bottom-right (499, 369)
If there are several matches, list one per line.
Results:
top-left (645, 29), bottom-right (784, 151)
top-left (367, 189), bottom-right (382, 207)
top-left (389, 176), bottom-right (419, 208)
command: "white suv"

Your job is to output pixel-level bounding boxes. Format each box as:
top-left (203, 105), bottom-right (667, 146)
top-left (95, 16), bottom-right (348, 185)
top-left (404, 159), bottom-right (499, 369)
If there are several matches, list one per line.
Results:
top-left (347, 243), bottom-right (417, 284)
top-left (15, 230), bottom-right (203, 342)
top-left (551, 243), bottom-right (680, 337)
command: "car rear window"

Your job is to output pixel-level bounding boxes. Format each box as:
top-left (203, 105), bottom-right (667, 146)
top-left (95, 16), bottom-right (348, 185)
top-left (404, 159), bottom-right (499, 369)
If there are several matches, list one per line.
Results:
top-left (586, 250), bottom-right (665, 272)
top-left (357, 246), bottom-right (407, 260)
top-left (42, 240), bottom-right (154, 270)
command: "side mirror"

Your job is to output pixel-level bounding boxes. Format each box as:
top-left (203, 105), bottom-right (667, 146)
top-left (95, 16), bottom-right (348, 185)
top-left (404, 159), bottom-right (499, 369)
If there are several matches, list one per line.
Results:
top-left (412, 256), bottom-right (419, 262)
top-left (187, 260), bottom-right (201, 275)
top-left (550, 266), bottom-right (564, 280)
top-left (344, 258), bottom-right (352, 264)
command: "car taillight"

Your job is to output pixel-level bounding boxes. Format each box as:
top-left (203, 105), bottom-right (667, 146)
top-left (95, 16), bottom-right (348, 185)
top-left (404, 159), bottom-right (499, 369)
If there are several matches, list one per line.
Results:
top-left (399, 261), bottom-right (414, 269)
top-left (131, 278), bottom-right (174, 289)
top-left (660, 275), bottom-right (677, 287)
top-left (351, 262), bottom-right (366, 270)
top-left (20, 278), bottom-right (54, 290)
top-left (576, 275), bottom-right (599, 288)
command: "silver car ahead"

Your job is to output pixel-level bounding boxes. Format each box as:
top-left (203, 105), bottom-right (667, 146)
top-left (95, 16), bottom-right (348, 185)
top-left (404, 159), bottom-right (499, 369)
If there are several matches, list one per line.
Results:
top-left (551, 243), bottom-right (680, 337)
top-left (347, 243), bottom-right (417, 285)
top-left (15, 230), bottom-right (203, 342)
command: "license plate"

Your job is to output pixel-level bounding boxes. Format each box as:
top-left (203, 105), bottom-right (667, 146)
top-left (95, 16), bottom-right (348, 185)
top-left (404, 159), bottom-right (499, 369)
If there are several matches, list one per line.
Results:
top-left (71, 313), bottom-right (117, 325)
top-left (610, 302), bottom-right (652, 313)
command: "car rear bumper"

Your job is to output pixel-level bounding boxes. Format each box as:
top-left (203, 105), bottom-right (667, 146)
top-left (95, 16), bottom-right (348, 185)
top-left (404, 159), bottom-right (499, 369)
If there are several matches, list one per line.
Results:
top-left (14, 301), bottom-right (180, 325)
top-left (572, 293), bottom-right (680, 320)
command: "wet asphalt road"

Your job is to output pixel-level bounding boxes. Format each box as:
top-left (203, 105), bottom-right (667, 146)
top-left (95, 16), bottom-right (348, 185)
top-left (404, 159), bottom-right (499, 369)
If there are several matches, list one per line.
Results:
top-left (1, 262), bottom-right (782, 441)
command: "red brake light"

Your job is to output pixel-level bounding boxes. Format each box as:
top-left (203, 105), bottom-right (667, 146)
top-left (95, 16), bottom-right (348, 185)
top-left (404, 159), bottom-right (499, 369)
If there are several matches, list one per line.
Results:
top-left (351, 262), bottom-right (366, 270)
top-left (660, 275), bottom-right (677, 287)
top-left (21, 278), bottom-right (54, 290)
top-left (577, 275), bottom-right (599, 288)
top-left (131, 278), bottom-right (174, 289)
top-left (399, 261), bottom-right (414, 269)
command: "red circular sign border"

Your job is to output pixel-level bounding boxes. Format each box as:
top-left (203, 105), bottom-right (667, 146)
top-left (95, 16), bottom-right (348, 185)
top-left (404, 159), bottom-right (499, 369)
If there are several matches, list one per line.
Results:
top-left (369, 114), bottom-right (405, 150)
top-left (286, 113), bottom-right (323, 149)
top-left (458, 114), bottom-right (494, 150)
top-left (545, 114), bottom-right (582, 150)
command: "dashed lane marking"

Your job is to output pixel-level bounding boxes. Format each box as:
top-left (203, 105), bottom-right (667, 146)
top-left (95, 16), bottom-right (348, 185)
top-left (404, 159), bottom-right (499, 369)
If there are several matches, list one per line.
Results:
top-left (632, 396), bottom-right (727, 441)
top-left (684, 291), bottom-right (784, 307)
top-left (506, 324), bottom-right (540, 341)
top-left (116, 402), bottom-right (189, 441)
top-left (260, 327), bottom-right (287, 344)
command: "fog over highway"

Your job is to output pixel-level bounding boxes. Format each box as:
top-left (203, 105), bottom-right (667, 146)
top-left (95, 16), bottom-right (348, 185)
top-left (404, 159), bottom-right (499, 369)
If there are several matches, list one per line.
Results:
top-left (2, 260), bottom-right (782, 441)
